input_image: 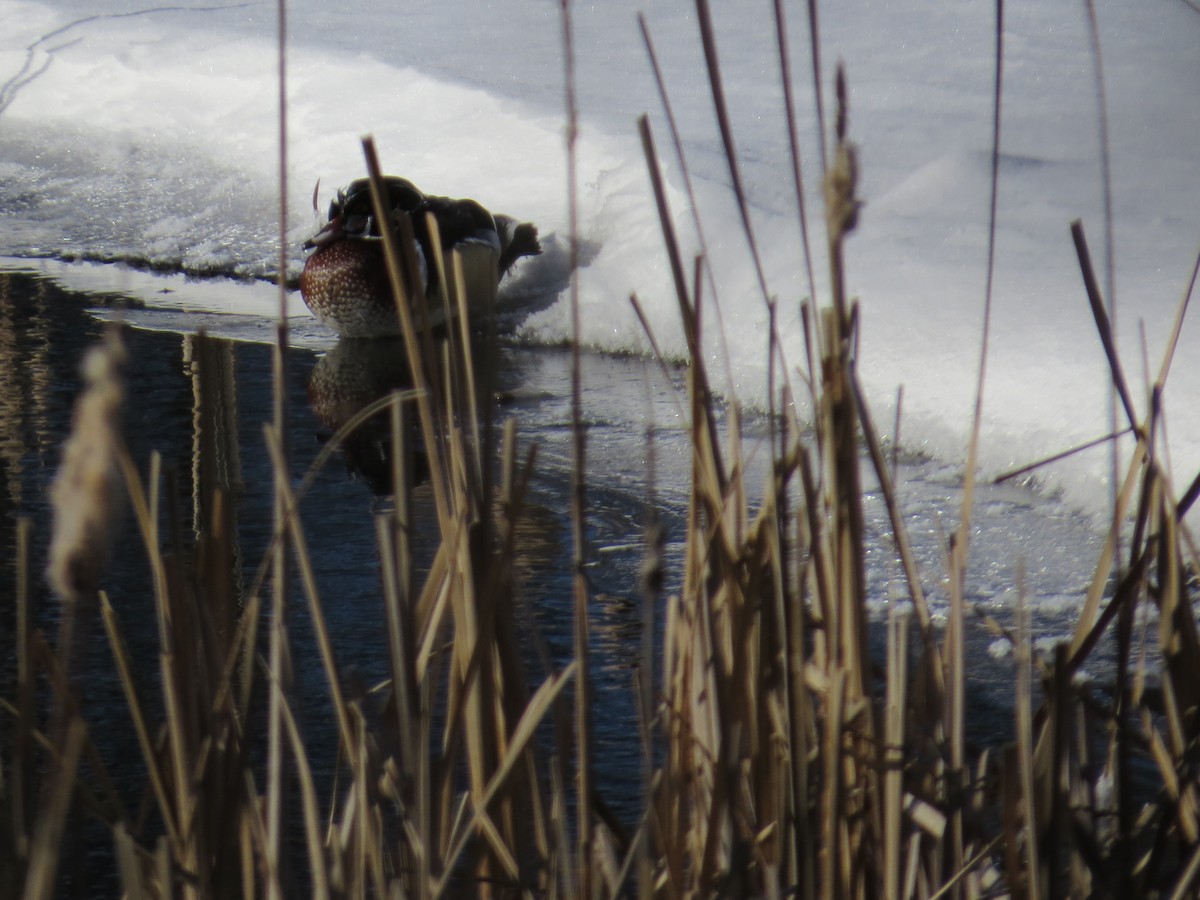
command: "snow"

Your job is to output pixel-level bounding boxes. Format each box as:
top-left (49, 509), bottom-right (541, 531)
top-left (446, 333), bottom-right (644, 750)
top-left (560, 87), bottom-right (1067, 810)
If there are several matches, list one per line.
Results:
top-left (1, 0), bottom-right (1198, 522)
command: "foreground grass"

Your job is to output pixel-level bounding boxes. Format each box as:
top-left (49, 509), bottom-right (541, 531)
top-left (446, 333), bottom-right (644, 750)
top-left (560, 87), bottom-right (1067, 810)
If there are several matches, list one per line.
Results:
top-left (4, 2), bottom-right (1200, 897)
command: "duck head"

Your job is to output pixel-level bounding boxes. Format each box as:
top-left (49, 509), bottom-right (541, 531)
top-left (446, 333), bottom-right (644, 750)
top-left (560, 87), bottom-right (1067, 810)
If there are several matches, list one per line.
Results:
top-left (304, 176), bottom-right (426, 250)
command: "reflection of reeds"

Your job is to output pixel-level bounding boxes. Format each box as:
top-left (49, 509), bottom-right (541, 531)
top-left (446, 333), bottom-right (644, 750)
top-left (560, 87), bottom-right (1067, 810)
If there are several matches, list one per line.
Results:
top-left (185, 333), bottom-right (243, 638)
top-left (6, 2), bottom-right (1200, 898)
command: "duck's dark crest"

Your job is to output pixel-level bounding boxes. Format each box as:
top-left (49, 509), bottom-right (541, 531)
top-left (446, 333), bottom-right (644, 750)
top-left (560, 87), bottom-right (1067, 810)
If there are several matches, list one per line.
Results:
top-left (332, 177), bottom-right (425, 234)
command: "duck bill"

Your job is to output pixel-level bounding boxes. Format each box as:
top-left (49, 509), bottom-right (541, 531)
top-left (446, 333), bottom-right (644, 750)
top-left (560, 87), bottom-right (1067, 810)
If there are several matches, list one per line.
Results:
top-left (303, 217), bottom-right (345, 251)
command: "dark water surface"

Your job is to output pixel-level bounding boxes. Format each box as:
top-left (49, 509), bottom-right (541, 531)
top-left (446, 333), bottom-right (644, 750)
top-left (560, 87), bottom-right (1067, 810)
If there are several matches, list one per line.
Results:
top-left (0, 267), bottom-right (679, 888)
top-left (0, 265), bottom-right (1112, 888)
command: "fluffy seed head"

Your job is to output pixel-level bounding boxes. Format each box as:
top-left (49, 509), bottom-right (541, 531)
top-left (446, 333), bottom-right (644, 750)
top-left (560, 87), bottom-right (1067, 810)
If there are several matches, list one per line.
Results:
top-left (46, 327), bottom-right (127, 602)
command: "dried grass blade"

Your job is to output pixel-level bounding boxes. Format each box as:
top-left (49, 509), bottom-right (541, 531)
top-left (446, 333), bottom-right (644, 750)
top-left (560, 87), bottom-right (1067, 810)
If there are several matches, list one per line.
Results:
top-left (771, 0), bottom-right (819, 313)
top-left (362, 137), bottom-right (451, 527)
top-left (694, 0), bottom-right (771, 305)
top-left (1015, 571), bottom-right (1041, 900)
top-left (1070, 219), bottom-right (1139, 432)
top-left (561, 5), bottom-right (593, 890)
top-left (993, 427), bottom-right (1133, 484)
top-left (638, 14), bottom-right (740, 397)
top-left (884, 611), bottom-right (909, 900)
top-left (1068, 440), bottom-right (1147, 658)
top-left (24, 718), bottom-right (86, 900)
top-left (263, 424), bottom-right (357, 758)
top-left (851, 373), bottom-right (932, 632)
top-left (99, 593), bottom-right (180, 850)
top-left (277, 684), bottom-right (331, 898)
top-left (1152, 246), bottom-right (1199, 392)
top-left (13, 516), bottom-right (35, 857)
top-left (114, 823), bottom-right (145, 897)
top-left (436, 662), bottom-right (576, 897)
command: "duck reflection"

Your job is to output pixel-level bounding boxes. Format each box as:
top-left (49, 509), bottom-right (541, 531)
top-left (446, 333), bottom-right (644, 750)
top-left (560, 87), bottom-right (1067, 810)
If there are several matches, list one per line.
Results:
top-left (306, 334), bottom-right (566, 593)
top-left (307, 337), bottom-right (426, 495)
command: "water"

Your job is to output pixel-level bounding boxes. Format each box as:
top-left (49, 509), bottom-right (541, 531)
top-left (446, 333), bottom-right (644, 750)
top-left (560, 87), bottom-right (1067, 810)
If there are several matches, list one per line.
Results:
top-left (0, 266), bottom-right (1111, 830)
top-left (0, 268), bottom-right (665, 845)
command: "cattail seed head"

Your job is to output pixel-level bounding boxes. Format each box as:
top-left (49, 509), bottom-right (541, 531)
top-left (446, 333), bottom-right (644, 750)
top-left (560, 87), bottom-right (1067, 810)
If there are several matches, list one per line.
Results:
top-left (47, 327), bottom-right (127, 602)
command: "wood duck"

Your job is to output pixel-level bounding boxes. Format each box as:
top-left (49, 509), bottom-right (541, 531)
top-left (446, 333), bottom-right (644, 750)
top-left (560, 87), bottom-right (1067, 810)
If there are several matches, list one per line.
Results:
top-left (299, 176), bottom-right (541, 338)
